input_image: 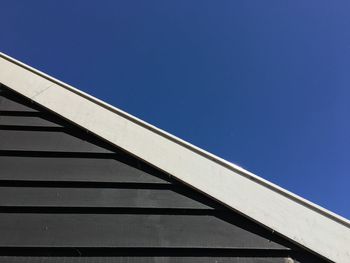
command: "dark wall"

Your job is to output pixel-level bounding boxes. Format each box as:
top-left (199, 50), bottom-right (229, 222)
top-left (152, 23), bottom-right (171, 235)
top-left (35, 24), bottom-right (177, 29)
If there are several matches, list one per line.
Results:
top-left (0, 85), bottom-right (327, 263)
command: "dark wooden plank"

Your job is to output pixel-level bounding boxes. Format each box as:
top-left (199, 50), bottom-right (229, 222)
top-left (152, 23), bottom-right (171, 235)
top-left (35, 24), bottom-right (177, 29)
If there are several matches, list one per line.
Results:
top-left (0, 130), bottom-right (112, 153)
top-left (0, 248), bottom-right (324, 262)
top-left (0, 116), bottom-right (62, 127)
top-left (0, 96), bottom-right (38, 112)
top-left (0, 187), bottom-right (210, 209)
top-left (0, 256), bottom-right (288, 263)
top-left (0, 214), bottom-right (287, 249)
top-left (0, 157), bottom-right (168, 183)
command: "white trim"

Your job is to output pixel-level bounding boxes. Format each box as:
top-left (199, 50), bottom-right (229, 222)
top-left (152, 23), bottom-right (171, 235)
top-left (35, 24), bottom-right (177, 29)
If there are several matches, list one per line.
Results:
top-left (0, 52), bottom-right (349, 262)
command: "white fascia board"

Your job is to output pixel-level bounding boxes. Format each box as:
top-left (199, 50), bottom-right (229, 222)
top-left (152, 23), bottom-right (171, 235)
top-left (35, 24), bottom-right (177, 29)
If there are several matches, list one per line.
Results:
top-left (0, 52), bottom-right (349, 263)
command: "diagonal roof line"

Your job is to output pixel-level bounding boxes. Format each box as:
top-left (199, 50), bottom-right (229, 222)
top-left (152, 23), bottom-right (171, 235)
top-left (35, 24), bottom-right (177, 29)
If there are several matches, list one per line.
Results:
top-left (0, 52), bottom-right (349, 263)
top-left (1, 52), bottom-right (348, 228)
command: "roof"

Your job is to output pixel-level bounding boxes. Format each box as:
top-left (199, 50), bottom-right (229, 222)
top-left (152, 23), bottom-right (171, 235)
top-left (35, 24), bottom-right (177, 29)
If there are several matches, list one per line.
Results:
top-left (0, 52), bottom-right (349, 263)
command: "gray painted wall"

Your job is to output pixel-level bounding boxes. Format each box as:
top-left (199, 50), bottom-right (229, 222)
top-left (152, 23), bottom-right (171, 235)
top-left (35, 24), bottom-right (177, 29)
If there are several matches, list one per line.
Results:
top-left (0, 85), bottom-right (326, 262)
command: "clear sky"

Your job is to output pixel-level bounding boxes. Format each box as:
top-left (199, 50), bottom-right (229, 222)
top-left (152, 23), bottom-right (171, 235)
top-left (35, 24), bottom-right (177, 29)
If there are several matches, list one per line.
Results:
top-left (1, 1), bottom-right (349, 219)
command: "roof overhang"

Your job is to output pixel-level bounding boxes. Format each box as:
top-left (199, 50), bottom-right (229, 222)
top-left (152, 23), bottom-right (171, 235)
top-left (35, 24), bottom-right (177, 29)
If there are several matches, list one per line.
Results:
top-left (0, 52), bottom-right (349, 263)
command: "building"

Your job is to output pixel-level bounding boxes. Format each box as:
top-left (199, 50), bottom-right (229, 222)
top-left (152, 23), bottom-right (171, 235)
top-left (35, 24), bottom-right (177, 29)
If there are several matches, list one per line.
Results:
top-left (0, 52), bottom-right (349, 262)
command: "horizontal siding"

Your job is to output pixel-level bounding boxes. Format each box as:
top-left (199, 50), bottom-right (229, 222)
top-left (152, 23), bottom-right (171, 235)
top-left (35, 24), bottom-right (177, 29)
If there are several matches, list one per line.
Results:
top-left (0, 130), bottom-right (113, 153)
top-left (0, 116), bottom-right (62, 127)
top-left (0, 187), bottom-right (211, 209)
top-left (0, 213), bottom-right (286, 249)
top-left (0, 256), bottom-right (289, 263)
top-left (0, 95), bottom-right (38, 112)
top-left (0, 156), bottom-right (169, 183)
top-left (0, 86), bottom-right (325, 262)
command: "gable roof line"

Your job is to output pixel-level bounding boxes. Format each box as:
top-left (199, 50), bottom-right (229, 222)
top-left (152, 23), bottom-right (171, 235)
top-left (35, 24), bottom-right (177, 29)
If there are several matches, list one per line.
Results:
top-left (1, 52), bottom-right (348, 228)
top-left (0, 52), bottom-right (349, 263)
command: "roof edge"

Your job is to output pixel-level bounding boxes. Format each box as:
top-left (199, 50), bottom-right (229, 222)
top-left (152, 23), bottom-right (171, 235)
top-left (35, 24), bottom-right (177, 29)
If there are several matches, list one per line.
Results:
top-left (0, 52), bottom-right (349, 262)
top-left (1, 51), bottom-right (348, 228)
top-left (0, 52), bottom-right (350, 227)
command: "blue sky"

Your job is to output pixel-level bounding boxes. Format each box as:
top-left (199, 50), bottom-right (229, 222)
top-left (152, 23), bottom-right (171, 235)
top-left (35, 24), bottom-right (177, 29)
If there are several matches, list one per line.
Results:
top-left (2, 1), bottom-right (349, 218)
